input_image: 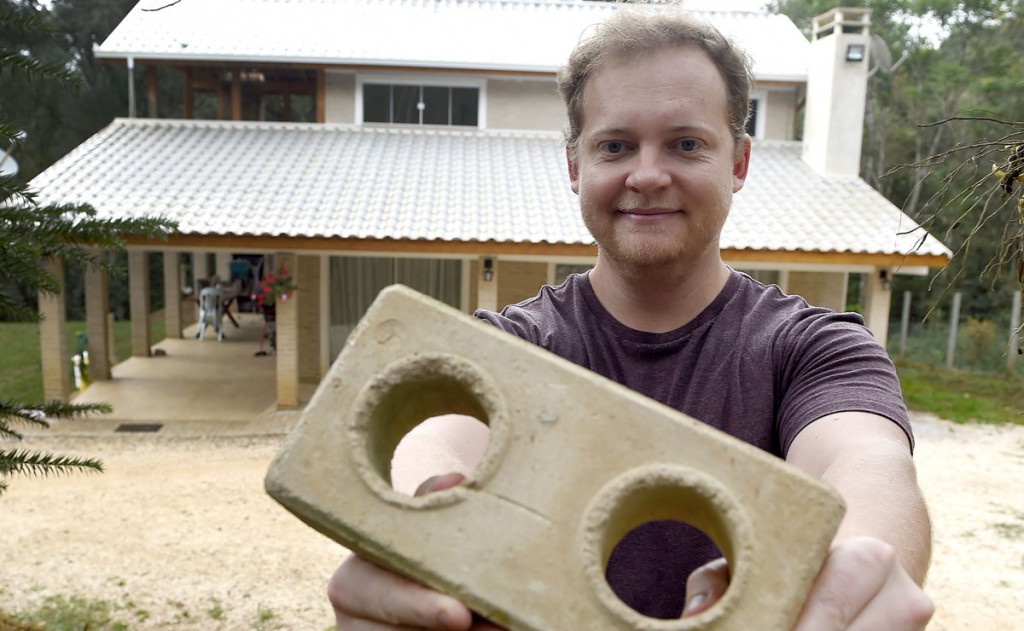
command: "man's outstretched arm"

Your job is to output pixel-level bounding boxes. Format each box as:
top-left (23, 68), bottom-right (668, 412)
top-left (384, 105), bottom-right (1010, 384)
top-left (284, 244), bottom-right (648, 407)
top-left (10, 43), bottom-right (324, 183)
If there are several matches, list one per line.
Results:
top-left (785, 412), bottom-right (934, 629)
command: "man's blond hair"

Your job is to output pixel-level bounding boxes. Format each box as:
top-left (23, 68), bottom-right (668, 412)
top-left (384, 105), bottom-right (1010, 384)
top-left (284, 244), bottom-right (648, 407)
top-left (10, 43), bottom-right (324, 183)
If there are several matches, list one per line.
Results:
top-left (558, 7), bottom-right (754, 158)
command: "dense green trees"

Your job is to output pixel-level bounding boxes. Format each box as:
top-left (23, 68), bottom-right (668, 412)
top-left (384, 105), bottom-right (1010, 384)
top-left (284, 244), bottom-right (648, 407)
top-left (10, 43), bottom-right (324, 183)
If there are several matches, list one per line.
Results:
top-left (773, 0), bottom-right (1024, 326)
top-left (0, 1), bottom-right (175, 493)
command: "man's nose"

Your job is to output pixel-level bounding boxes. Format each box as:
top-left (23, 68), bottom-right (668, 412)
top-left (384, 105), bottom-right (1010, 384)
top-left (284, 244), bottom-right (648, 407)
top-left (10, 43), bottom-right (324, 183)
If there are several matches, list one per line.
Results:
top-left (624, 146), bottom-right (672, 193)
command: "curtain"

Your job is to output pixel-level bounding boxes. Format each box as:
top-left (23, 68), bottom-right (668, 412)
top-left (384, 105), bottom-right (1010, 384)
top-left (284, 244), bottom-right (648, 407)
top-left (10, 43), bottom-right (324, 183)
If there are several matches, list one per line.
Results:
top-left (329, 256), bottom-right (462, 361)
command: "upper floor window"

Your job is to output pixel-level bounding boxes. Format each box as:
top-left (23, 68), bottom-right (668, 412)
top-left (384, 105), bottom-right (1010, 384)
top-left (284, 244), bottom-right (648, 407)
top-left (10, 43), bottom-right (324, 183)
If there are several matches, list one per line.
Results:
top-left (363, 83), bottom-right (479, 127)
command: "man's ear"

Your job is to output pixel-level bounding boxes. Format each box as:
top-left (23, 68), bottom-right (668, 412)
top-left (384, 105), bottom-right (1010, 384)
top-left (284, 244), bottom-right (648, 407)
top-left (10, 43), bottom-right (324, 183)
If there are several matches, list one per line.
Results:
top-left (732, 135), bottom-right (752, 193)
top-left (566, 146), bottom-right (580, 194)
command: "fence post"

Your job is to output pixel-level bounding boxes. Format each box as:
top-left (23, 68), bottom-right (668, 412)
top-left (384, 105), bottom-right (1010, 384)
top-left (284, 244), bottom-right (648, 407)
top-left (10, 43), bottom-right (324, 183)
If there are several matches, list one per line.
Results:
top-left (945, 292), bottom-right (961, 369)
top-left (899, 290), bottom-right (911, 360)
top-left (1009, 291), bottom-right (1022, 371)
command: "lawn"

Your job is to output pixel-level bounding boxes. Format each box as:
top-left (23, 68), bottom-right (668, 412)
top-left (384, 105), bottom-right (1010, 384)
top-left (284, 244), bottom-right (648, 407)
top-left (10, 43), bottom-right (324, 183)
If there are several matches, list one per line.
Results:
top-left (0, 319), bottom-right (166, 403)
top-left (894, 361), bottom-right (1024, 425)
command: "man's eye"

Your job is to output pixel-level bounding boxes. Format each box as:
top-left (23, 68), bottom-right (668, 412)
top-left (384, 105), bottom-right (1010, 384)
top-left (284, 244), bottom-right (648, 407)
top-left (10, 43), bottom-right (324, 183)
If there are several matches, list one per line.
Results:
top-left (601, 141), bottom-right (626, 154)
top-left (676, 138), bottom-right (700, 151)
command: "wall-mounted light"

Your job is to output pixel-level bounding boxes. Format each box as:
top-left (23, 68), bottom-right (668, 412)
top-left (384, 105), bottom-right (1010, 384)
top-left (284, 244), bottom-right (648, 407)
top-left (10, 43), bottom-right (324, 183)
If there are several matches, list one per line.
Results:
top-left (846, 43), bottom-right (866, 62)
top-left (482, 258), bottom-right (494, 282)
top-left (879, 269), bottom-right (892, 291)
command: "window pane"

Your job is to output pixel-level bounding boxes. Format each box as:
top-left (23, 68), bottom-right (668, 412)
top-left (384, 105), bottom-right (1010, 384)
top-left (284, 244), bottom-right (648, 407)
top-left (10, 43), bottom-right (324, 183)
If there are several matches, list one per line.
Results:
top-left (364, 84), bottom-right (390, 123)
top-left (451, 87), bottom-right (479, 126)
top-left (393, 85), bottom-right (420, 124)
top-left (290, 93), bottom-right (316, 122)
top-left (262, 93), bottom-right (285, 121)
top-left (422, 86), bottom-right (450, 125)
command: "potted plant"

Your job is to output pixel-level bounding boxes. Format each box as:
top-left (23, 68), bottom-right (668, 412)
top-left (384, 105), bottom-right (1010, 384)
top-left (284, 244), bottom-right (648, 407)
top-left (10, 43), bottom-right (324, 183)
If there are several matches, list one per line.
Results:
top-left (252, 267), bottom-right (296, 355)
top-left (254, 267), bottom-right (297, 309)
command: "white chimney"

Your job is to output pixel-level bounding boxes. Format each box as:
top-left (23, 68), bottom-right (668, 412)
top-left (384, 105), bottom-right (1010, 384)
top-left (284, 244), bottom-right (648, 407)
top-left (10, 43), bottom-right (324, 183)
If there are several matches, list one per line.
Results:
top-left (801, 7), bottom-right (872, 176)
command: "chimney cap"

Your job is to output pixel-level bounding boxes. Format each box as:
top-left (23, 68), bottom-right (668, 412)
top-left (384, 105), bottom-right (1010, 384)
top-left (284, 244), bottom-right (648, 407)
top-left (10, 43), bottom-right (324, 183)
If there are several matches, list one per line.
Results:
top-left (813, 7), bottom-right (872, 40)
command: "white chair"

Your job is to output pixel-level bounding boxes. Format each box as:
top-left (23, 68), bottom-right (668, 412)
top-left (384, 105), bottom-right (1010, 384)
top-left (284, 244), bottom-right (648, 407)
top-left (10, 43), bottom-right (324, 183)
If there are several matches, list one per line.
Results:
top-left (196, 286), bottom-right (225, 341)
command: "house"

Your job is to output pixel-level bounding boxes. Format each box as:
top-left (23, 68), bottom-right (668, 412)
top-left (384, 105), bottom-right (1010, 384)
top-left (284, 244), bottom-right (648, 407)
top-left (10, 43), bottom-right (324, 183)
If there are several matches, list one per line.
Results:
top-left (31, 0), bottom-right (950, 406)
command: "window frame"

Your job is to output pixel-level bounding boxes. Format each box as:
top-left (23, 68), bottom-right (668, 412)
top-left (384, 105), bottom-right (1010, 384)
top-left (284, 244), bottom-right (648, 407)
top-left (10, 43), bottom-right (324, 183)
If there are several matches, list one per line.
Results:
top-left (356, 74), bottom-right (487, 128)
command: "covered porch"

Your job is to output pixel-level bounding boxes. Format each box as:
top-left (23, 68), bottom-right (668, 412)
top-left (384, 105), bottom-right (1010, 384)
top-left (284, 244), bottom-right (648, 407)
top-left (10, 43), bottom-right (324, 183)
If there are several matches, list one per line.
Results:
top-left (58, 311), bottom-right (310, 435)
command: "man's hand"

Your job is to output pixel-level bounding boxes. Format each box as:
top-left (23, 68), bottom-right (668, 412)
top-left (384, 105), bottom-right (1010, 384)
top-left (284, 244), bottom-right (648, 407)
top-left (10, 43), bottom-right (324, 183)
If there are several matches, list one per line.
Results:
top-left (681, 538), bottom-right (933, 630)
top-left (327, 473), bottom-right (506, 631)
top-left (793, 537), bottom-right (933, 631)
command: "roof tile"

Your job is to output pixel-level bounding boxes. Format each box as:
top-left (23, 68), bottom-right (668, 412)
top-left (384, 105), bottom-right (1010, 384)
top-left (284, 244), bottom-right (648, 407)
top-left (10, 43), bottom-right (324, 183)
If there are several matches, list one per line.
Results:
top-left (31, 119), bottom-right (949, 259)
top-left (97, 0), bottom-right (809, 81)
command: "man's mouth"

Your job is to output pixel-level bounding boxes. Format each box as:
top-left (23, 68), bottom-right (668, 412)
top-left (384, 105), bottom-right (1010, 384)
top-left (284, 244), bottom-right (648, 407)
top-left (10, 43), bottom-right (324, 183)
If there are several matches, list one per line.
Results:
top-left (614, 199), bottom-right (684, 216)
top-left (617, 207), bottom-right (679, 216)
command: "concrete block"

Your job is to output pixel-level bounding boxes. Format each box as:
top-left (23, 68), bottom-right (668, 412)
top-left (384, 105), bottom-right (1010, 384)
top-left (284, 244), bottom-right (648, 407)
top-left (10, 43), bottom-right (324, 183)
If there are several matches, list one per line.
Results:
top-left (266, 285), bottom-right (845, 630)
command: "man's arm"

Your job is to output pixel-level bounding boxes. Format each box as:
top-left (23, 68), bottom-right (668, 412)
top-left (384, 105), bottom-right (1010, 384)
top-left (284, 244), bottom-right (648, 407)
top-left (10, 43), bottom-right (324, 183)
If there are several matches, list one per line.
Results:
top-left (785, 411), bottom-right (934, 629)
top-left (786, 411), bottom-right (931, 582)
top-left (684, 411), bottom-right (934, 628)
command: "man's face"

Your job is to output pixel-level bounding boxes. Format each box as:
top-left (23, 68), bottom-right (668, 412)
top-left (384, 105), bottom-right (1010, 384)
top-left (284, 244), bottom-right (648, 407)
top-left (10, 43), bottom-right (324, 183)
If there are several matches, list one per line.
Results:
top-left (567, 46), bottom-right (750, 270)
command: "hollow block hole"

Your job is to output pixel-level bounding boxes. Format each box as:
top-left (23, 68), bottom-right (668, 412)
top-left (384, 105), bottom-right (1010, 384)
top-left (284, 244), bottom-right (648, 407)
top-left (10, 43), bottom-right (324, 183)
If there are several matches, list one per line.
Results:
top-left (593, 473), bottom-right (739, 623)
top-left (359, 357), bottom-right (497, 496)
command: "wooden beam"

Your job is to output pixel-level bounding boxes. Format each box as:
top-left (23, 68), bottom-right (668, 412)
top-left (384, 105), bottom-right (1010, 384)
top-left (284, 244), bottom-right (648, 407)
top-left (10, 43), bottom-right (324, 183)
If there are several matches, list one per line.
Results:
top-left (133, 233), bottom-right (950, 269)
top-left (720, 248), bottom-right (949, 268)
top-left (231, 70), bottom-right (242, 120)
top-left (146, 65), bottom-right (158, 118)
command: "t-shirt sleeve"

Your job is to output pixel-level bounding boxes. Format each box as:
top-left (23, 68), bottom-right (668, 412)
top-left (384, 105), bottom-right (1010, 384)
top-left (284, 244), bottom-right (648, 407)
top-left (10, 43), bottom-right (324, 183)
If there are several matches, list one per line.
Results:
top-left (774, 312), bottom-right (912, 455)
top-left (474, 307), bottom-right (541, 345)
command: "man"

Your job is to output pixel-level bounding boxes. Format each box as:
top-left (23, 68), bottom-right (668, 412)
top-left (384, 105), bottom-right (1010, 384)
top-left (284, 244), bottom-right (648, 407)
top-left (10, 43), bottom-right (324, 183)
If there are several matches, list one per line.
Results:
top-left (329, 8), bottom-right (934, 630)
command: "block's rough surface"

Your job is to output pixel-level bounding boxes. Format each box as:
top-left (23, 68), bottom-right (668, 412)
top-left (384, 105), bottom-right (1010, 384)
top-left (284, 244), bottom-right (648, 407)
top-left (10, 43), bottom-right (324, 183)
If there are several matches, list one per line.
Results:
top-left (265, 285), bottom-right (845, 630)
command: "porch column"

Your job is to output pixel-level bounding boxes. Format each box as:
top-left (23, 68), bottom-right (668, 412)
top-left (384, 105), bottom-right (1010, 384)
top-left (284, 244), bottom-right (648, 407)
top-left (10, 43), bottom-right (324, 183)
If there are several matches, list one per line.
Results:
top-left (275, 252), bottom-right (300, 409)
top-left (863, 268), bottom-right (893, 348)
top-left (193, 251), bottom-right (209, 291)
top-left (84, 257), bottom-right (112, 381)
top-left (39, 257), bottom-right (70, 401)
top-left (163, 251), bottom-right (183, 339)
top-left (297, 254), bottom-right (321, 384)
top-left (477, 256), bottom-right (499, 312)
top-left (215, 252), bottom-right (231, 282)
top-left (128, 250), bottom-right (151, 357)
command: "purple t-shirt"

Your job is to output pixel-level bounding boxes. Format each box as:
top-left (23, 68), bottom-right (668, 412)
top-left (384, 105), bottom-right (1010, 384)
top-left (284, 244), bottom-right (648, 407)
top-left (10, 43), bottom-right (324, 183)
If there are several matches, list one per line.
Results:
top-left (475, 270), bottom-right (910, 619)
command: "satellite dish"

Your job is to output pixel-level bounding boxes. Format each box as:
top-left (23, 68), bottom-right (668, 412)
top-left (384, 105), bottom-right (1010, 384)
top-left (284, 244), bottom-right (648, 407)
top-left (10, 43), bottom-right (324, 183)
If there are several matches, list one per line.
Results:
top-left (868, 33), bottom-right (909, 78)
top-left (870, 33), bottom-right (893, 71)
top-left (0, 154), bottom-right (18, 177)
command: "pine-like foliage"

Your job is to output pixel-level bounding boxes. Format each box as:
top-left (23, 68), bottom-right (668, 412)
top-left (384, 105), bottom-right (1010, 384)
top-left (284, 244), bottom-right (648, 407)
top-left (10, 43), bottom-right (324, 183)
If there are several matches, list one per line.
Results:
top-left (0, 5), bottom-right (177, 495)
top-left (0, 400), bottom-right (110, 494)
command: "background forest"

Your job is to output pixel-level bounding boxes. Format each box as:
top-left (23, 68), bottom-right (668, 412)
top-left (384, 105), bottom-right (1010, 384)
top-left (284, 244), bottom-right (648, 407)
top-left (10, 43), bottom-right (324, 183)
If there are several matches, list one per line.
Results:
top-left (3, 0), bottom-right (1024, 363)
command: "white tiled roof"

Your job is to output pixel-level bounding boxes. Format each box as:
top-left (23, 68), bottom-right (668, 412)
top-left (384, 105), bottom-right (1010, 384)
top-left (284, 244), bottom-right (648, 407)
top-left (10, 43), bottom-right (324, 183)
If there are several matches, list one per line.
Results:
top-left (30, 118), bottom-right (950, 261)
top-left (727, 141), bottom-right (950, 259)
top-left (96, 0), bottom-right (809, 82)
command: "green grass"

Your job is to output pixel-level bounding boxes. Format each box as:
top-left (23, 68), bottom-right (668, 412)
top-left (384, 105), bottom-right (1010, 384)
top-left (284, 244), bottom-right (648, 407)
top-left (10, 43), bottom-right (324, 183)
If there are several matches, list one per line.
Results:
top-left (8, 594), bottom-right (132, 631)
top-left (0, 319), bottom-right (166, 403)
top-left (895, 361), bottom-right (1024, 425)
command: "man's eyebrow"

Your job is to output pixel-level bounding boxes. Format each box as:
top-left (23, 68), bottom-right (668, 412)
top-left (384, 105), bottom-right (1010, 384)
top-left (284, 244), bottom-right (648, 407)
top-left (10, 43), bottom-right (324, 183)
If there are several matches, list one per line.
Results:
top-left (589, 124), bottom-right (713, 137)
top-left (589, 125), bottom-right (632, 137)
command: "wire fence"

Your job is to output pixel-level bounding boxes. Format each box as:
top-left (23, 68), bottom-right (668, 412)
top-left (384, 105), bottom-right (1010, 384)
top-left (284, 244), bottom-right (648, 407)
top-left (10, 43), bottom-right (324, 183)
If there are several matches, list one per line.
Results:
top-left (887, 290), bottom-right (1024, 374)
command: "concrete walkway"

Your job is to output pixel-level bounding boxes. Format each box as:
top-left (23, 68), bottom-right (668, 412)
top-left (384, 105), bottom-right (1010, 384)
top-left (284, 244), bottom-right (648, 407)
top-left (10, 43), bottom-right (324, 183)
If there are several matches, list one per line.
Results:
top-left (38, 312), bottom-right (303, 437)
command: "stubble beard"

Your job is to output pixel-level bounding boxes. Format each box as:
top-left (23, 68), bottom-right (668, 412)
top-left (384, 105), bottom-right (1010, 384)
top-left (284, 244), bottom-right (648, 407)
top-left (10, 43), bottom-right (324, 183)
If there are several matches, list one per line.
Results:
top-left (584, 199), bottom-right (700, 269)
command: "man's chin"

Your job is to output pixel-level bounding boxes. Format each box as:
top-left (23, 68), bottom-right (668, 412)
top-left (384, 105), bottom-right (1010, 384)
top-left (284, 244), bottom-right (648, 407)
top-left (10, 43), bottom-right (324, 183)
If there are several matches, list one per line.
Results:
top-left (603, 239), bottom-right (685, 269)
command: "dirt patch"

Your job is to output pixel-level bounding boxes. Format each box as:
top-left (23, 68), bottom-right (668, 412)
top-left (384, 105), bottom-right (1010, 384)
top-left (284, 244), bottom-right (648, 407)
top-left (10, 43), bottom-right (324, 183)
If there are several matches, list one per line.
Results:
top-left (0, 414), bottom-right (1021, 629)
